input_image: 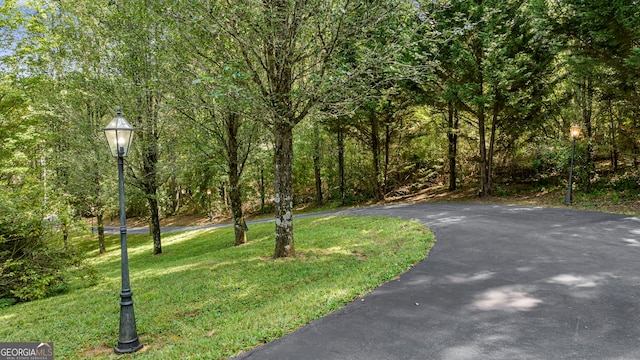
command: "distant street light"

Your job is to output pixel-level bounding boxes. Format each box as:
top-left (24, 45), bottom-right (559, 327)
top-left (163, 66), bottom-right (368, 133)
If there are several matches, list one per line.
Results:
top-left (103, 107), bottom-right (143, 354)
top-left (565, 125), bottom-right (581, 206)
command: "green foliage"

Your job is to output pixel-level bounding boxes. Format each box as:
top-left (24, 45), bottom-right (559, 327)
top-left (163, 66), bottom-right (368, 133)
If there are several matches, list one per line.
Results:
top-left (0, 77), bottom-right (97, 302)
top-left (0, 73), bottom-right (75, 303)
top-left (0, 186), bottom-right (62, 303)
top-left (3, 0), bottom-right (640, 264)
top-left (0, 227), bottom-right (98, 305)
top-left (0, 216), bottom-right (435, 359)
top-left (507, 136), bottom-right (593, 189)
top-left (609, 173), bottom-right (640, 192)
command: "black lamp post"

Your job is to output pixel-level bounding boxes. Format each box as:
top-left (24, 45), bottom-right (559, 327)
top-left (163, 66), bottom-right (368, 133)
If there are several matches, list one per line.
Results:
top-left (565, 125), bottom-right (581, 206)
top-left (103, 107), bottom-right (143, 354)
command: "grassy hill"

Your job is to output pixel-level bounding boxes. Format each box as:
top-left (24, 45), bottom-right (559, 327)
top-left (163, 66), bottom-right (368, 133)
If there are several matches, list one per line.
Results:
top-left (0, 215), bottom-right (434, 359)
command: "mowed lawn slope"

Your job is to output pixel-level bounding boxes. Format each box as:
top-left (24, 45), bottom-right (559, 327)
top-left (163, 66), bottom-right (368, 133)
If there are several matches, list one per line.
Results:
top-left (0, 215), bottom-right (435, 359)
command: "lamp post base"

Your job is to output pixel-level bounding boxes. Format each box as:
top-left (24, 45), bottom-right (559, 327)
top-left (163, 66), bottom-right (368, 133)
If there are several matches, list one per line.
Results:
top-left (114, 339), bottom-right (143, 354)
top-left (114, 289), bottom-right (142, 354)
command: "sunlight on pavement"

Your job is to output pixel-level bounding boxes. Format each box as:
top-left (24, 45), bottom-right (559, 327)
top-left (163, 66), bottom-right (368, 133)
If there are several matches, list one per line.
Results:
top-left (440, 344), bottom-right (481, 360)
top-left (622, 238), bottom-right (640, 247)
top-left (545, 274), bottom-right (603, 288)
top-left (501, 205), bottom-right (544, 212)
top-left (445, 271), bottom-right (495, 284)
top-left (470, 285), bottom-right (542, 312)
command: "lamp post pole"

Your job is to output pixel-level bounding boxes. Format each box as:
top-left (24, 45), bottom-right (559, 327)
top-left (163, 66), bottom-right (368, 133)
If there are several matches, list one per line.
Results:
top-left (565, 125), bottom-right (581, 206)
top-left (114, 146), bottom-right (142, 354)
top-left (103, 107), bottom-right (142, 354)
top-left (565, 137), bottom-right (576, 205)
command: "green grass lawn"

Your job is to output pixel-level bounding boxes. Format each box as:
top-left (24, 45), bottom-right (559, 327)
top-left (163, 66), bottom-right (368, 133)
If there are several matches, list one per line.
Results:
top-left (0, 215), bottom-right (435, 359)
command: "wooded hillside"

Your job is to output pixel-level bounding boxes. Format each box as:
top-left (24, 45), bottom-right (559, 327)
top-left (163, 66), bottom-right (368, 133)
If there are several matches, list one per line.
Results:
top-left (1, 0), bottom-right (638, 274)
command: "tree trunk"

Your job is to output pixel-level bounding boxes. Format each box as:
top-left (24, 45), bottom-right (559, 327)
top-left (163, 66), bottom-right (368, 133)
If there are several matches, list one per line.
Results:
top-left (220, 182), bottom-right (229, 213)
top-left (477, 84), bottom-right (490, 196)
top-left (608, 98), bottom-right (618, 172)
top-left (147, 196), bottom-right (162, 255)
top-left (473, 3), bottom-right (490, 197)
top-left (229, 180), bottom-right (246, 246)
top-left (136, 87), bottom-right (162, 255)
top-left (634, 116), bottom-right (639, 169)
top-left (478, 110), bottom-right (489, 196)
top-left (447, 103), bottom-right (459, 191)
top-left (260, 167), bottom-right (266, 212)
top-left (338, 127), bottom-right (346, 205)
top-left (383, 123), bottom-right (390, 196)
top-left (172, 177), bottom-right (180, 216)
top-left (97, 212), bottom-right (106, 254)
top-left (487, 99), bottom-right (499, 193)
top-left (369, 112), bottom-right (383, 200)
top-left (273, 121), bottom-right (295, 258)
top-left (143, 160), bottom-right (162, 255)
top-left (580, 77), bottom-right (594, 192)
top-left (313, 122), bottom-right (323, 205)
top-left (227, 113), bottom-right (246, 246)
top-left (62, 222), bottom-right (69, 250)
top-left (264, 0), bottom-right (304, 258)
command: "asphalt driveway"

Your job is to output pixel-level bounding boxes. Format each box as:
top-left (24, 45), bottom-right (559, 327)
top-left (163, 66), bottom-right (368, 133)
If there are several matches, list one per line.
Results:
top-left (233, 203), bottom-right (640, 360)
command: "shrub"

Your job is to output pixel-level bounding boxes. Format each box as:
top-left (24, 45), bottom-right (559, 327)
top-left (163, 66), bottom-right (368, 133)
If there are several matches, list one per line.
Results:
top-left (0, 187), bottom-right (73, 305)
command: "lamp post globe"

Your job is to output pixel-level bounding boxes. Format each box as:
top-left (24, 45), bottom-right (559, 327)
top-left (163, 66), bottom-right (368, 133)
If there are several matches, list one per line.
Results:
top-left (103, 107), bottom-right (134, 158)
top-left (570, 125), bottom-right (581, 140)
top-left (103, 107), bottom-right (143, 354)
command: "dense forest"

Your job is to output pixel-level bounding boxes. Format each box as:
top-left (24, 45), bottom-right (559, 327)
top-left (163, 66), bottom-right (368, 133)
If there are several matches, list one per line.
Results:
top-left (1, 0), bottom-right (639, 303)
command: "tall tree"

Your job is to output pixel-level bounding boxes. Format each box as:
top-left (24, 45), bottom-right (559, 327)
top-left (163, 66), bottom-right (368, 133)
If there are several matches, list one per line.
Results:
top-left (174, 98), bottom-right (258, 246)
top-left (94, 0), bottom-right (175, 255)
top-left (320, 1), bottom-right (419, 201)
top-left (167, 4), bottom-right (263, 246)
top-left (41, 0), bottom-right (118, 253)
top-left (0, 2), bottom-right (80, 303)
top-left (550, 0), bottom-right (640, 186)
top-left (3, 0), bottom-right (119, 253)
top-left (312, 120), bottom-right (323, 205)
top-left (32, 0), bottom-right (172, 255)
top-left (412, 0), bottom-right (557, 196)
top-left (173, 0), bottom-right (401, 257)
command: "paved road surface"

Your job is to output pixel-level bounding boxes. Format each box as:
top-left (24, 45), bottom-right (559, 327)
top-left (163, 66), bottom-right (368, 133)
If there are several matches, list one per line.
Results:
top-left (228, 203), bottom-right (640, 360)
